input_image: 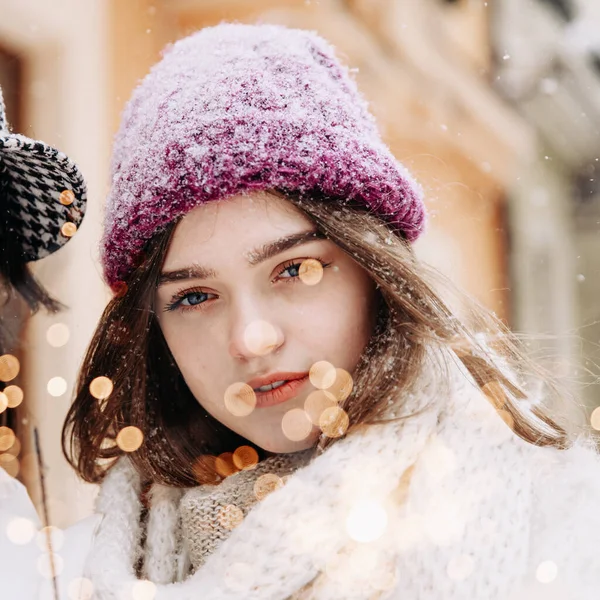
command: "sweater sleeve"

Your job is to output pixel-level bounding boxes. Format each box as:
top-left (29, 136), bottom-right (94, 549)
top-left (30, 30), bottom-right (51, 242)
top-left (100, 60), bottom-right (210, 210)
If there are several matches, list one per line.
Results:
top-left (510, 440), bottom-right (600, 599)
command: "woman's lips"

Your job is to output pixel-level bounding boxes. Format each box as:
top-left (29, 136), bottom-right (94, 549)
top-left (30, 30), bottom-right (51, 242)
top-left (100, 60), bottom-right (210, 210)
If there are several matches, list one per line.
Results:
top-left (253, 375), bottom-right (310, 408)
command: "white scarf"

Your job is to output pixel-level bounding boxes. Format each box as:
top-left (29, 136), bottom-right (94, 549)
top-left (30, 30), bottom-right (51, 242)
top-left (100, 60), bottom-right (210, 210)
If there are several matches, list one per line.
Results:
top-left (86, 351), bottom-right (600, 599)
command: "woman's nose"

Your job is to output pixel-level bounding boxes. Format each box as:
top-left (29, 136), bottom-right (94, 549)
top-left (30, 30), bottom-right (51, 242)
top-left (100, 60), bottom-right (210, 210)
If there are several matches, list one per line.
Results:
top-left (227, 300), bottom-right (284, 360)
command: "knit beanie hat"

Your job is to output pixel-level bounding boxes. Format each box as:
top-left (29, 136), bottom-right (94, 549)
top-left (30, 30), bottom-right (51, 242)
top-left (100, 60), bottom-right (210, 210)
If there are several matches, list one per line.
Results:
top-left (102, 23), bottom-right (425, 289)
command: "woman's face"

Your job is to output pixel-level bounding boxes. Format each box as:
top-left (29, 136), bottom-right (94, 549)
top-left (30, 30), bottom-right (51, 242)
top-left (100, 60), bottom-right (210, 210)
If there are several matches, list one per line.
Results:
top-left (155, 192), bottom-right (377, 453)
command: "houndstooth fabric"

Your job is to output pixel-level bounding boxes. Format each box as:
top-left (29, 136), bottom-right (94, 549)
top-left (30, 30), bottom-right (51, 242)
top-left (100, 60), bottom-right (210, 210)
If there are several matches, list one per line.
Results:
top-left (0, 87), bottom-right (86, 261)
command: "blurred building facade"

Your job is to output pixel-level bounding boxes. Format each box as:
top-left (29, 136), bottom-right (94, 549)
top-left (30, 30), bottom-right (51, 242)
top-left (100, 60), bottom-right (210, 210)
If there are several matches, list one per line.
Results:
top-left (0, 0), bottom-right (597, 527)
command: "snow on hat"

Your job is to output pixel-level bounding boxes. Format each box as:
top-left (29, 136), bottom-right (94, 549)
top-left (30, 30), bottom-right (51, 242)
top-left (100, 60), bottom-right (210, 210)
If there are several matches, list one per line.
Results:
top-left (102, 23), bottom-right (425, 289)
top-left (0, 86), bottom-right (86, 261)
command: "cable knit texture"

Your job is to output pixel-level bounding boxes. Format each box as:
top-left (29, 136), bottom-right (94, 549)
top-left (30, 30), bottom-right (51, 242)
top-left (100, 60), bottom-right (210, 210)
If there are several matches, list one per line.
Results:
top-left (85, 350), bottom-right (600, 599)
top-left (101, 23), bottom-right (425, 289)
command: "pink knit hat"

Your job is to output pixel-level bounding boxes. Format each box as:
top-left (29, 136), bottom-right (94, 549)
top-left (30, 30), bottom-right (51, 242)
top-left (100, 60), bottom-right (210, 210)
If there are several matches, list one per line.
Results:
top-left (102, 23), bottom-right (425, 289)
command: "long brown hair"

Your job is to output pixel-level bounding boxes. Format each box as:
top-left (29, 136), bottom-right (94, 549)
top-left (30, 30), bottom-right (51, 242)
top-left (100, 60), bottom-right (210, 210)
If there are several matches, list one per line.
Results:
top-left (62, 190), bottom-right (571, 487)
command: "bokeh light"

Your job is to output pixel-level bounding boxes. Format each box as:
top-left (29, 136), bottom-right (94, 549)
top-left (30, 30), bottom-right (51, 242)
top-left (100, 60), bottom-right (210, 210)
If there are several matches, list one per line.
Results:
top-left (37, 552), bottom-right (64, 578)
top-left (590, 406), bottom-right (600, 430)
top-left (304, 390), bottom-right (337, 425)
top-left (0, 354), bottom-right (20, 382)
top-left (224, 382), bottom-right (256, 416)
top-left (116, 426), bottom-right (144, 452)
top-left (61, 222), bottom-right (77, 237)
top-left (327, 368), bottom-right (354, 402)
top-left (232, 446), bottom-right (259, 471)
top-left (67, 577), bottom-right (94, 600)
top-left (0, 453), bottom-right (19, 478)
top-left (298, 258), bottom-right (324, 285)
top-left (536, 560), bottom-right (558, 583)
top-left (319, 406), bottom-right (350, 438)
top-left (132, 580), bottom-right (157, 600)
top-left (217, 504), bottom-right (244, 530)
top-left (0, 392), bottom-right (7, 413)
top-left (89, 376), bottom-right (114, 401)
top-left (4, 385), bottom-right (24, 408)
top-left (59, 189), bottom-right (75, 206)
top-left (46, 323), bottom-right (70, 348)
top-left (309, 361), bottom-right (337, 390)
top-left (346, 500), bottom-right (388, 543)
top-left (215, 452), bottom-right (239, 478)
top-left (281, 408), bottom-right (313, 441)
top-left (243, 320), bottom-right (279, 356)
top-left (6, 517), bottom-right (36, 545)
top-left (253, 473), bottom-right (284, 500)
top-left (0, 426), bottom-right (16, 452)
top-left (47, 376), bottom-right (68, 397)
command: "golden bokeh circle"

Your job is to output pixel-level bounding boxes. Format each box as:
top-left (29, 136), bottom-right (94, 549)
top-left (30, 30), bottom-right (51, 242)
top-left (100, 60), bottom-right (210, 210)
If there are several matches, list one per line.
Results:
top-left (4, 435), bottom-right (21, 456)
top-left (254, 473), bottom-right (284, 500)
top-left (132, 580), bottom-right (157, 600)
top-left (59, 189), bottom-right (75, 206)
top-left (67, 577), bottom-right (94, 600)
top-left (0, 453), bottom-right (19, 478)
top-left (6, 517), bottom-right (36, 545)
top-left (116, 426), bottom-right (144, 452)
top-left (217, 504), bottom-right (244, 530)
top-left (327, 368), bottom-right (354, 402)
top-left (192, 455), bottom-right (221, 485)
top-left (298, 259), bottom-right (324, 286)
top-left (309, 360), bottom-right (337, 390)
top-left (281, 408), bottom-right (313, 441)
top-left (4, 385), bottom-right (23, 408)
top-left (319, 406), bottom-right (350, 438)
top-left (47, 376), bottom-right (68, 397)
top-left (224, 382), bottom-right (256, 416)
top-left (232, 445), bottom-right (259, 471)
top-left (590, 407), bottom-right (600, 431)
top-left (0, 392), bottom-right (7, 413)
top-left (243, 320), bottom-right (279, 356)
top-left (0, 426), bottom-right (16, 452)
top-left (0, 354), bottom-right (20, 382)
top-left (37, 552), bottom-right (65, 579)
top-left (89, 376), bottom-right (114, 400)
top-left (46, 323), bottom-right (70, 348)
top-left (61, 222), bottom-right (77, 238)
top-left (304, 390), bottom-right (337, 426)
top-left (215, 452), bottom-right (239, 478)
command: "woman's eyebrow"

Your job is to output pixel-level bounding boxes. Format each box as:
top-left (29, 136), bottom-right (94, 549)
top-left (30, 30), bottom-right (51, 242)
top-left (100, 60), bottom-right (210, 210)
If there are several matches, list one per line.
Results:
top-left (158, 230), bottom-right (326, 286)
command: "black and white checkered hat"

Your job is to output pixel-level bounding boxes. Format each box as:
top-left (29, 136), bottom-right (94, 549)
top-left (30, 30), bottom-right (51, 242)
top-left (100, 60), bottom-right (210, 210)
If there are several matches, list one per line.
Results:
top-left (0, 86), bottom-right (86, 262)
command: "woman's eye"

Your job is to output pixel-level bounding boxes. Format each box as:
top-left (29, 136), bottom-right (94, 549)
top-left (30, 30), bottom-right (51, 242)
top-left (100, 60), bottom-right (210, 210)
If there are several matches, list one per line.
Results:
top-left (279, 263), bottom-right (302, 279)
top-left (181, 291), bottom-right (209, 306)
top-left (276, 258), bottom-right (331, 282)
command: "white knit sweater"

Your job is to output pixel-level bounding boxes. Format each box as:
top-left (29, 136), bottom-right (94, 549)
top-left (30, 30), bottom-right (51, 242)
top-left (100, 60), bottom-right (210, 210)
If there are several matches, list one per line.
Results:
top-left (83, 350), bottom-right (600, 600)
top-left (2, 349), bottom-right (599, 599)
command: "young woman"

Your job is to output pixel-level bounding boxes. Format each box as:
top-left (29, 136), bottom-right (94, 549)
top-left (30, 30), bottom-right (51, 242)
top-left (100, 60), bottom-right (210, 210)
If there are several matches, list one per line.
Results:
top-left (2, 23), bottom-right (600, 600)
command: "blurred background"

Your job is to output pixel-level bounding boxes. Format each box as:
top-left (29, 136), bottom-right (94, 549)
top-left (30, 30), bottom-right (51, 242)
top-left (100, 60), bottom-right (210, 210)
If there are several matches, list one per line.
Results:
top-left (1, 0), bottom-right (599, 528)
